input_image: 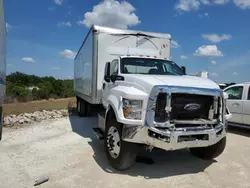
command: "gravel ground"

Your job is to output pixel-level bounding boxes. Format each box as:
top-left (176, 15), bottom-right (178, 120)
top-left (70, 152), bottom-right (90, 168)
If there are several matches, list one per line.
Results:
top-left (0, 115), bottom-right (250, 188)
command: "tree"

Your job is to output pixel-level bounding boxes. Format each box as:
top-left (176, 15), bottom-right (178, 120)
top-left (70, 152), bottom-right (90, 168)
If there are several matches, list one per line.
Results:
top-left (6, 72), bottom-right (75, 102)
top-left (225, 82), bottom-right (236, 87)
top-left (11, 86), bottom-right (28, 101)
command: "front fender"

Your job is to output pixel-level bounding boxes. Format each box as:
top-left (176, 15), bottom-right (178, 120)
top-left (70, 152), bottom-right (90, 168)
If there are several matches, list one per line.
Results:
top-left (105, 86), bottom-right (147, 126)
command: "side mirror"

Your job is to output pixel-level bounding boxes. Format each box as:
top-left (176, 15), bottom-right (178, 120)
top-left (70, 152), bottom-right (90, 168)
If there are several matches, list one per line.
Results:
top-left (110, 75), bottom-right (125, 83)
top-left (181, 66), bottom-right (186, 74)
top-left (111, 75), bottom-right (116, 83)
top-left (104, 62), bottom-right (111, 82)
top-left (104, 75), bottom-right (111, 82)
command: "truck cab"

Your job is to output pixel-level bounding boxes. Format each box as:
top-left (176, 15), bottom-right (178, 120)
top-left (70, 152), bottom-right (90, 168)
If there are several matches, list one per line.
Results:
top-left (224, 83), bottom-right (250, 128)
top-left (102, 56), bottom-right (185, 110)
top-left (100, 55), bottom-right (231, 170)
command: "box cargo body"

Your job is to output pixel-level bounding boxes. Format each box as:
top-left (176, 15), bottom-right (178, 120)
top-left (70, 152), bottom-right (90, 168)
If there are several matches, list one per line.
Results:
top-left (74, 25), bottom-right (171, 104)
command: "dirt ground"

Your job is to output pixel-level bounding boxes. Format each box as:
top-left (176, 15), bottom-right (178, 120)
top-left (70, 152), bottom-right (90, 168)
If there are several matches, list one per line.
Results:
top-left (2, 98), bottom-right (76, 116)
top-left (0, 114), bottom-right (250, 188)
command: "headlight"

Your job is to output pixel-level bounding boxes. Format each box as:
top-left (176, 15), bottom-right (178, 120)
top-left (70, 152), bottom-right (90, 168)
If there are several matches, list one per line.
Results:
top-left (122, 98), bottom-right (142, 120)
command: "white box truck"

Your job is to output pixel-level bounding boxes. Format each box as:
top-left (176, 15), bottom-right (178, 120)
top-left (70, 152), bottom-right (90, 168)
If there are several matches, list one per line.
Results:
top-left (0, 0), bottom-right (6, 140)
top-left (74, 25), bottom-right (231, 170)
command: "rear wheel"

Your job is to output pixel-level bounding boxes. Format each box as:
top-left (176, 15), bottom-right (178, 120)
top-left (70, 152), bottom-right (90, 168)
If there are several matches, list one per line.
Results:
top-left (77, 98), bottom-right (87, 117)
top-left (104, 113), bottom-right (137, 171)
top-left (189, 137), bottom-right (226, 159)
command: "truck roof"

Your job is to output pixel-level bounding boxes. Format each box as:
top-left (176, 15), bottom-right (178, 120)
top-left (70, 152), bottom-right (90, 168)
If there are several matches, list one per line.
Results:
top-left (92, 25), bottom-right (171, 40)
top-left (120, 55), bottom-right (168, 60)
top-left (75, 25), bottom-right (172, 60)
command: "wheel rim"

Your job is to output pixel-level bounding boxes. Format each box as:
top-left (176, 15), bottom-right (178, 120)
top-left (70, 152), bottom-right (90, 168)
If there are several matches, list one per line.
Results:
top-left (107, 126), bottom-right (121, 159)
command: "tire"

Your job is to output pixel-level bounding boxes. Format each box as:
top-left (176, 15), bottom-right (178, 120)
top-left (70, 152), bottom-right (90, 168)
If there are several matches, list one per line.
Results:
top-left (77, 98), bottom-right (87, 117)
top-left (189, 137), bottom-right (226, 160)
top-left (104, 114), bottom-right (137, 171)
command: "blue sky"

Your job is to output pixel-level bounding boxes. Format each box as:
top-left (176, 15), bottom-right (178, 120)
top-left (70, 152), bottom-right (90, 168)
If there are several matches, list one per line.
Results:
top-left (4, 0), bottom-right (250, 83)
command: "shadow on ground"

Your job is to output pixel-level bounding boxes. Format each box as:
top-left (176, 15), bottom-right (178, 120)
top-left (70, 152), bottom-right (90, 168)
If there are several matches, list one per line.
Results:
top-left (68, 108), bottom-right (215, 179)
top-left (228, 126), bottom-right (250, 137)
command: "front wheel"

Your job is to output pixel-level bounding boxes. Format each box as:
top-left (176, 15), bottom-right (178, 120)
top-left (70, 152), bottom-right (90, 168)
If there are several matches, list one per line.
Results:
top-left (189, 137), bottom-right (226, 160)
top-left (104, 115), bottom-right (137, 171)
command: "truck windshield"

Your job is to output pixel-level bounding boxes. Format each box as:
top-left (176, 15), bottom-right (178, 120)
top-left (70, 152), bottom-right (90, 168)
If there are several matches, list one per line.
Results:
top-left (120, 58), bottom-right (185, 75)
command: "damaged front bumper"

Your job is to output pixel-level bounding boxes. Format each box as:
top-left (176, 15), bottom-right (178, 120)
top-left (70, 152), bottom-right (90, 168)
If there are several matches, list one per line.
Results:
top-left (121, 85), bottom-right (229, 150)
top-left (122, 123), bottom-right (226, 150)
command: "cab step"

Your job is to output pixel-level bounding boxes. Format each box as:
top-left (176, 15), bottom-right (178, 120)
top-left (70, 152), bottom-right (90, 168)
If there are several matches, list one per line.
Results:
top-left (92, 128), bottom-right (104, 140)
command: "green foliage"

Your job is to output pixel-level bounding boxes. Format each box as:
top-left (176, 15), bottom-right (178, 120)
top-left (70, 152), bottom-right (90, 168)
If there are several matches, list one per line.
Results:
top-left (5, 72), bottom-right (74, 102)
top-left (224, 82), bottom-right (236, 87)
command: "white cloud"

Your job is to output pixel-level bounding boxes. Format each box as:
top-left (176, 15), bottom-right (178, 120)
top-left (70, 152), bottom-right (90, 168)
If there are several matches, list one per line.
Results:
top-left (202, 34), bottom-right (232, 43)
top-left (176, 0), bottom-right (232, 12)
top-left (57, 21), bottom-right (72, 27)
top-left (6, 23), bottom-right (12, 32)
top-left (198, 12), bottom-right (209, 18)
top-left (210, 72), bottom-right (219, 76)
top-left (54, 0), bottom-right (63, 6)
top-left (176, 0), bottom-right (200, 11)
top-left (194, 45), bottom-right (223, 57)
top-left (171, 40), bottom-right (180, 48)
top-left (21, 57), bottom-right (36, 63)
top-left (180, 55), bottom-right (188, 60)
top-left (200, 0), bottom-right (210, 4)
top-left (60, 49), bottom-right (76, 60)
top-left (233, 72), bottom-right (238, 75)
top-left (78, 0), bottom-right (140, 29)
top-left (216, 0), bottom-right (230, 4)
top-left (200, 0), bottom-right (230, 4)
top-left (76, 20), bottom-right (84, 26)
top-left (211, 60), bottom-right (217, 65)
top-left (233, 0), bottom-right (250, 9)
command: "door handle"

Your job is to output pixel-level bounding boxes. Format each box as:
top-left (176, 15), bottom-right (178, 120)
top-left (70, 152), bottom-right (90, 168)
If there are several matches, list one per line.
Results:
top-left (232, 103), bottom-right (240, 107)
top-left (102, 83), bottom-right (106, 90)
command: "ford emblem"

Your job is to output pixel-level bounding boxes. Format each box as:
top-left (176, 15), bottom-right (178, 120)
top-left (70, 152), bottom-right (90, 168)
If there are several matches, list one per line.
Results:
top-left (184, 103), bottom-right (201, 111)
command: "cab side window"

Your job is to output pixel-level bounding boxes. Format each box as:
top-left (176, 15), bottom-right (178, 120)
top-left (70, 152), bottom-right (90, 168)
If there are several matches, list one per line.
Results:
top-left (247, 87), bottom-right (250, 100)
top-left (225, 86), bottom-right (243, 100)
top-left (110, 59), bottom-right (118, 76)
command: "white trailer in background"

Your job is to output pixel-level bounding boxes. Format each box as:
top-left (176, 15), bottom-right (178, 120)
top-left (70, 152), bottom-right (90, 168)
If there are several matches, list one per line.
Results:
top-left (0, 0), bottom-right (6, 140)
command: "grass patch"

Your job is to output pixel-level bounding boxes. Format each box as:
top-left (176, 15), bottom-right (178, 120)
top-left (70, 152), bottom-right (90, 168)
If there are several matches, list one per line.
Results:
top-left (3, 97), bottom-right (76, 116)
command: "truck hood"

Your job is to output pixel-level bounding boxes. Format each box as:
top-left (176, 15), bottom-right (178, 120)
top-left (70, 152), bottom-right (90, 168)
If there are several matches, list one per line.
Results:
top-left (123, 74), bottom-right (220, 94)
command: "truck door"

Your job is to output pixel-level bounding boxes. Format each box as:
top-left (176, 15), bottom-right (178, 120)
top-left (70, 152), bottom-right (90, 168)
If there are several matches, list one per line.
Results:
top-left (224, 86), bottom-right (244, 124)
top-left (102, 59), bottom-right (119, 109)
top-left (242, 86), bottom-right (250, 125)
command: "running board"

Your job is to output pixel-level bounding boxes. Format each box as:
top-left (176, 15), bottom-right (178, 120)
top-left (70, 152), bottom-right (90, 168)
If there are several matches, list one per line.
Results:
top-left (93, 128), bottom-right (104, 140)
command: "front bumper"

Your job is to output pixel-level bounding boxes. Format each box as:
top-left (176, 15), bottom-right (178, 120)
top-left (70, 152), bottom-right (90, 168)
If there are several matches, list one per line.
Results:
top-left (122, 123), bottom-right (226, 151)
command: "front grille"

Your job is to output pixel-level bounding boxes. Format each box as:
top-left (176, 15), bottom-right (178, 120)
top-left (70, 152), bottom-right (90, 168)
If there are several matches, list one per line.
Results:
top-left (170, 93), bottom-right (214, 120)
top-left (154, 93), bottom-right (168, 122)
top-left (154, 92), bottom-right (216, 122)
